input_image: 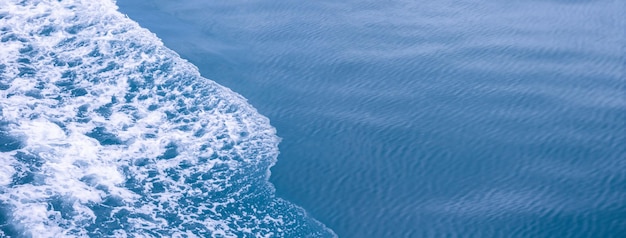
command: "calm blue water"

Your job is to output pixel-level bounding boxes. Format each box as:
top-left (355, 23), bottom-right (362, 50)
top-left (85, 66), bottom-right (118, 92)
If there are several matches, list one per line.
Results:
top-left (116, 0), bottom-right (625, 237)
top-left (1, 0), bottom-right (624, 237)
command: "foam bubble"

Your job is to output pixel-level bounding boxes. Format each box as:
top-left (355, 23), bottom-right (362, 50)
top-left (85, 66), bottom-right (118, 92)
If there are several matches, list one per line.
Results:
top-left (0, 0), bottom-right (334, 236)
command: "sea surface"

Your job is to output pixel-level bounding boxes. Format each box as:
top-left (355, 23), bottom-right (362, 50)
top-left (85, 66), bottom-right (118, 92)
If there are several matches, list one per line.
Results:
top-left (1, 0), bottom-right (625, 237)
top-left (0, 0), bottom-right (331, 237)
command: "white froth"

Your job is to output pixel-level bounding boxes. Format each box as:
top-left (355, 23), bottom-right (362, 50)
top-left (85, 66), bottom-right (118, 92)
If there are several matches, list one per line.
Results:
top-left (0, 0), bottom-right (336, 237)
top-left (0, 156), bottom-right (15, 187)
top-left (0, 0), bottom-right (335, 236)
top-left (13, 203), bottom-right (65, 237)
top-left (19, 119), bottom-right (66, 143)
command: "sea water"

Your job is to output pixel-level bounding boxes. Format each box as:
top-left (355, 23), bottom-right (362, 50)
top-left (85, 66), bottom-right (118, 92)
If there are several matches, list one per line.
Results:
top-left (0, 0), bottom-right (332, 237)
top-left (115, 0), bottom-right (625, 237)
top-left (2, 0), bottom-right (625, 237)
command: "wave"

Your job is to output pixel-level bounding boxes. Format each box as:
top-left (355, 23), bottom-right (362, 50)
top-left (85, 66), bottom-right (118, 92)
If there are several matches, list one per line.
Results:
top-left (0, 0), bottom-right (334, 237)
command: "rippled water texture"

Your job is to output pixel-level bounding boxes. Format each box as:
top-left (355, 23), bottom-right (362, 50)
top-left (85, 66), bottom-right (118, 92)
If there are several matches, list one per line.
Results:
top-left (117, 0), bottom-right (625, 237)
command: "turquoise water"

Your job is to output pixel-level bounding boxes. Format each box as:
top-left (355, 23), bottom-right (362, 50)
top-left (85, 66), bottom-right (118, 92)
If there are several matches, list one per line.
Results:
top-left (2, 0), bottom-right (625, 237)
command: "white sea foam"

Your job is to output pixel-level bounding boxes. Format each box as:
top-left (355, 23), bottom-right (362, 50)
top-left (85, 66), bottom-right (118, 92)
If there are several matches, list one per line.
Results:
top-left (0, 0), bottom-right (333, 237)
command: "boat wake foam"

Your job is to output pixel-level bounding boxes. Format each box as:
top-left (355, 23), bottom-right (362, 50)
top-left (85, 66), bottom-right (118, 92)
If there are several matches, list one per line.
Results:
top-left (0, 0), bottom-right (333, 236)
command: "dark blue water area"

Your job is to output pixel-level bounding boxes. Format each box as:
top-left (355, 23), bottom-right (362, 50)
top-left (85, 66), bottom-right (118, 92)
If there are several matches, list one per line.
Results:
top-left (117, 0), bottom-right (625, 237)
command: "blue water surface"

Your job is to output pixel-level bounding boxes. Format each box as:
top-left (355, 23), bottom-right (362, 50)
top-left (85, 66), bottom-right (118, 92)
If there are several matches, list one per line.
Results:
top-left (1, 0), bottom-right (334, 236)
top-left (118, 0), bottom-right (624, 237)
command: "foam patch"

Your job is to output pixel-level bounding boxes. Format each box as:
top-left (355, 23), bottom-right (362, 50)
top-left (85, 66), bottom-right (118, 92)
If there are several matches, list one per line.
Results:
top-left (0, 0), bottom-right (333, 236)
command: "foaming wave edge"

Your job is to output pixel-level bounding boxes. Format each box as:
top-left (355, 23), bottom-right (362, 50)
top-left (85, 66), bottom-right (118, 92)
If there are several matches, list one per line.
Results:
top-left (0, 0), bottom-right (335, 237)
